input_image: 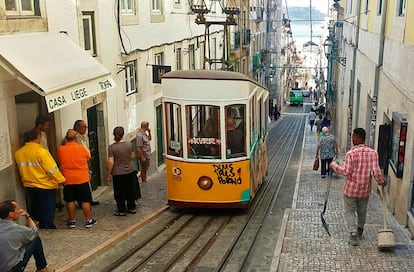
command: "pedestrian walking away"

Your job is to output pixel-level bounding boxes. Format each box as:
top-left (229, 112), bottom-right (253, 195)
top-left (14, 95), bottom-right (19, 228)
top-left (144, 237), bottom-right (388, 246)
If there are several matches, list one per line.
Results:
top-left (0, 200), bottom-right (54, 272)
top-left (15, 129), bottom-right (66, 229)
top-left (315, 127), bottom-right (338, 178)
top-left (136, 121), bottom-right (152, 183)
top-left (108, 126), bottom-right (141, 216)
top-left (315, 114), bottom-right (323, 140)
top-left (308, 109), bottom-right (317, 131)
top-left (73, 119), bottom-right (100, 206)
top-left (57, 129), bottom-right (97, 228)
top-left (330, 127), bottom-right (387, 246)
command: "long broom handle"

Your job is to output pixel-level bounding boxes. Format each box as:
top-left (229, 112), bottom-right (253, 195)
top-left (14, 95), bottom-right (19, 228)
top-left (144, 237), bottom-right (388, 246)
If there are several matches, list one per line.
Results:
top-left (381, 186), bottom-right (387, 229)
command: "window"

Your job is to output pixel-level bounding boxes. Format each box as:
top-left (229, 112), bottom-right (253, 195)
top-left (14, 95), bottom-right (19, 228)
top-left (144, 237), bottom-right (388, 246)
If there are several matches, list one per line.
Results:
top-left (175, 48), bottom-right (182, 70)
top-left (124, 60), bottom-right (137, 95)
top-left (155, 52), bottom-right (164, 65)
top-left (377, 0), bottom-right (383, 14)
top-left (5, 0), bottom-right (35, 16)
top-left (200, 41), bottom-right (205, 69)
top-left (152, 0), bottom-right (162, 13)
top-left (225, 104), bottom-right (246, 158)
top-left (187, 105), bottom-right (221, 159)
top-left (82, 12), bottom-right (97, 56)
top-left (364, 0), bottom-right (369, 14)
top-left (165, 103), bottom-right (183, 157)
top-left (189, 44), bottom-right (195, 70)
top-left (398, 0), bottom-right (406, 16)
top-left (120, 0), bottom-right (135, 15)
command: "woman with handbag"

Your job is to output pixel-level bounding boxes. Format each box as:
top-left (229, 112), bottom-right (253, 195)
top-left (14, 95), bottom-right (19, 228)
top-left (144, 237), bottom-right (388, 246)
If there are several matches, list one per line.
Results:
top-left (315, 127), bottom-right (338, 178)
top-left (107, 127), bottom-right (140, 216)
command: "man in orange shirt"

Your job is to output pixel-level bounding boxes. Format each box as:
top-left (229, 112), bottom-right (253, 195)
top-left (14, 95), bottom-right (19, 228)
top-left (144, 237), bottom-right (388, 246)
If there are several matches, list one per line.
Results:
top-left (57, 130), bottom-right (96, 228)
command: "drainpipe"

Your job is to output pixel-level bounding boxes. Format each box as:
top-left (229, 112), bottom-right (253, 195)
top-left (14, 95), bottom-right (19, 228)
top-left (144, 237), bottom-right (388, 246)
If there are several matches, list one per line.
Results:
top-left (348, 0), bottom-right (361, 148)
top-left (371, 0), bottom-right (388, 146)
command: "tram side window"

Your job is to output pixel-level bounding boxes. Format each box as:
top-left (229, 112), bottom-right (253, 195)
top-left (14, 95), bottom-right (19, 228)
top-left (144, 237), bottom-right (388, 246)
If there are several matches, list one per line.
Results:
top-left (187, 105), bottom-right (221, 159)
top-left (165, 103), bottom-right (183, 157)
top-left (225, 105), bottom-right (246, 158)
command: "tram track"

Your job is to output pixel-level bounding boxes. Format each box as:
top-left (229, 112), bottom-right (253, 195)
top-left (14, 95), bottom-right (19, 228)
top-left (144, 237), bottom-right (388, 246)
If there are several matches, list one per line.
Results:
top-left (78, 113), bottom-right (306, 272)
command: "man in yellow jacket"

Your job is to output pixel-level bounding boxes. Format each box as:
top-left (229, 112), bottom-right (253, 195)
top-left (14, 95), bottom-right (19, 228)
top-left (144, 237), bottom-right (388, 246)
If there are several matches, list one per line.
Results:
top-left (15, 129), bottom-right (66, 229)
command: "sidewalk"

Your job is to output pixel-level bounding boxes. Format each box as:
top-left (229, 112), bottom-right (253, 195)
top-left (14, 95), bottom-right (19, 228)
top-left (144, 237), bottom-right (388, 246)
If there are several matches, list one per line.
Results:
top-left (271, 121), bottom-right (414, 271)
top-left (26, 169), bottom-right (169, 272)
top-left (27, 117), bottom-right (414, 272)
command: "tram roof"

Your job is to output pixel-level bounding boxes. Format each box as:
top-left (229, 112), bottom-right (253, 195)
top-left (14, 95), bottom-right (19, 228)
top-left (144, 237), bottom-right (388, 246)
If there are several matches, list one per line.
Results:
top-left (162, 70), bottom-right (266, 89)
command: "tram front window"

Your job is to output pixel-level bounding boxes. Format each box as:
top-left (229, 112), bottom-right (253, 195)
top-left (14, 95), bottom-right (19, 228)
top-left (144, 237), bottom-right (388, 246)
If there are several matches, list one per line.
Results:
top-left (225, 104), bottom-right (246, 158)
top-left (187, 105), bottom-right (221, 159)
top-left (165, 102), bottom-right (183, 157)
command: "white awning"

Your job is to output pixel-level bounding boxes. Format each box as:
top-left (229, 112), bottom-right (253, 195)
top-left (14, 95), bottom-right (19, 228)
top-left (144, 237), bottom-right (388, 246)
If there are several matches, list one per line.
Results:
top-left (0, 33), bottom-right (116, 112)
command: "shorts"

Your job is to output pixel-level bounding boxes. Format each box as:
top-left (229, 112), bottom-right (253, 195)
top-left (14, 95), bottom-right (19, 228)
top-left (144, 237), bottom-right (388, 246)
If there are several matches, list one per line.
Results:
top-left (140, 158), bottom-right (150, 171)
top-left (63, 182), bottom-right (92, 203)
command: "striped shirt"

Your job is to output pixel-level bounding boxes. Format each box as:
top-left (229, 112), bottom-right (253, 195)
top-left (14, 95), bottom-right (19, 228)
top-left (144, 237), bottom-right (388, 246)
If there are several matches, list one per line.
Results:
top-left (331, 144), bottom-right (386, 198)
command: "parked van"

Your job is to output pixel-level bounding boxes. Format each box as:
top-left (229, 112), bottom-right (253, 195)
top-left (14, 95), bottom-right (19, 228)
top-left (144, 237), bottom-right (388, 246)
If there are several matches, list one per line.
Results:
top-left (289, 89), bottom-right (304, 106)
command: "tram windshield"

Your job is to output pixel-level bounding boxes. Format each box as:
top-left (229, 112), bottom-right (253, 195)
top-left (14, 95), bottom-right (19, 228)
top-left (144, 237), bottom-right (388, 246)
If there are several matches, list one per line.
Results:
top-left (187, 105), bottom-right (221, 159)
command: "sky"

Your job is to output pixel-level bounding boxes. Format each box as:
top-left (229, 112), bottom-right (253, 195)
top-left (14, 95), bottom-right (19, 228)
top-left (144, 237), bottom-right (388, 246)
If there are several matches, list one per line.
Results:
top-left (285, 0), bottom-right (330, 14)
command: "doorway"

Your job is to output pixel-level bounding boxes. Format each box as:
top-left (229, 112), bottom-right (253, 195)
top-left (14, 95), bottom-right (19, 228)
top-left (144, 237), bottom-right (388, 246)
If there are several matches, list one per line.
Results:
top-left (87, 105), bottom-right (104, 189)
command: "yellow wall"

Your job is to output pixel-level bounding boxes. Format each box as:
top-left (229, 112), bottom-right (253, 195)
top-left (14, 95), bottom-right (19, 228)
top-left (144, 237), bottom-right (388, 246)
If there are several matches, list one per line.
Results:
top-left (384, 0), bottom-right (396, 37)
top-left (405, 1), bottom-right (414, 44)
top-left (366, 0), bottom-right (377, 31)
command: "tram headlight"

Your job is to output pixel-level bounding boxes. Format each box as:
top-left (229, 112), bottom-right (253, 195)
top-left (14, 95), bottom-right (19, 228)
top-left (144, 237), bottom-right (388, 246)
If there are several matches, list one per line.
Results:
top-left (197, 176), bottom-right (213, 190)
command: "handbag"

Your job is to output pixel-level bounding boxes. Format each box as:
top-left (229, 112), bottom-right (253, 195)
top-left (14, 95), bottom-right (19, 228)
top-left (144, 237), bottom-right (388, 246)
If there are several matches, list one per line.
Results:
top-left (313, 158), bottom-right (319, 171)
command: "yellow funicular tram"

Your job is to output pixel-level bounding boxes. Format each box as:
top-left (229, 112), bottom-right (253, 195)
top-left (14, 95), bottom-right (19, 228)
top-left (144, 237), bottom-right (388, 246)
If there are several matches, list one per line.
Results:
top-left (161, 70), bottom-right (269, 208)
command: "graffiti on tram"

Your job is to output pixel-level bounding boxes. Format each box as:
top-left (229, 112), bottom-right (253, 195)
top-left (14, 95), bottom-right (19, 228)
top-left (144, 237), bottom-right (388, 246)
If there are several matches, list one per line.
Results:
top-left (213, 163), bottom-right (242, 185)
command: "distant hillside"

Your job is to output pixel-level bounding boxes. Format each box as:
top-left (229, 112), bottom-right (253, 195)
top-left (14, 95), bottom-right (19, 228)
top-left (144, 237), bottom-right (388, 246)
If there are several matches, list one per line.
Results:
top-left (285, 6), bottom-right (326, 20)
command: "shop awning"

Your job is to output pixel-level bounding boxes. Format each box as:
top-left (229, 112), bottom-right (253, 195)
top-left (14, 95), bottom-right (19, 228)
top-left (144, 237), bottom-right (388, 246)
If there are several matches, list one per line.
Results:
top-left (0, 33), bottom-right (116, 112)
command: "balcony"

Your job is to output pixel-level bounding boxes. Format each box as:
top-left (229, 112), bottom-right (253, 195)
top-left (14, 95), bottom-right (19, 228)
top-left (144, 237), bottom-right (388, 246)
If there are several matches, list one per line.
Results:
top-left (233, 29), bottom-right (251, 50)
top-left (251, 7), bottom-right (264, 22)
top-left (253, 53), bottom-right (261, 70)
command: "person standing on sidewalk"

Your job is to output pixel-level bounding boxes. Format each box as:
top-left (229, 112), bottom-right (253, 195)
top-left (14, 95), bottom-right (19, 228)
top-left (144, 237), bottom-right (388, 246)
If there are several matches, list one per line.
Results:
top-left (308, 109), bottom-right (317, 131)
top-left (34, 115), bottom-right (51, 150)
top-left (73, 119), bottom-right (99, 206)
top-left (136, 121), bottom-right (151, 183)
top-left (57, 129), bottom-right (97, 228)
top-left (315, 127), bottom-right (338, 178)
top-left (108, 127), bottom-right (139, 216)
top-left (0, 200), bottom-right (54, 272)
top-left (330, 128), bottom-right (387, 246)
top-left (15, 129), bottom-right (66, 229)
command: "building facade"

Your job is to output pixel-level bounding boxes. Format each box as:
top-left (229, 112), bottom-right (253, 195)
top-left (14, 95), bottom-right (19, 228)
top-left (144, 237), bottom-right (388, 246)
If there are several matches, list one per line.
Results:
top-left (334, 0), bottom-right (414, 235)
top-left (1, 1), bottom-right (272, 209)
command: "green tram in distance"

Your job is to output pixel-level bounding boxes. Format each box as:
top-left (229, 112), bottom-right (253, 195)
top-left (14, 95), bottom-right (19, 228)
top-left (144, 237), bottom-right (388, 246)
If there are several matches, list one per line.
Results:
top-left (289, 88), bottom-right (304, 106)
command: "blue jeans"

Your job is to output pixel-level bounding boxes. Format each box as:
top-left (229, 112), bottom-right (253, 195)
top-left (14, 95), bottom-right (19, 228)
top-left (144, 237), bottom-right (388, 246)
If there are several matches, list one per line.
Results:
top-left (12, 235), bottom-right (47, 271)
top-left (344, 195), bottom-right (369, 234)
top-left (26, 187), bottom-right (57, 229)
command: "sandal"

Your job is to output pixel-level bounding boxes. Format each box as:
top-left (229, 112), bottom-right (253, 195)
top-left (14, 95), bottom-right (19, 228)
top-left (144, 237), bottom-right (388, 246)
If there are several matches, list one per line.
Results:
top-left (113, 212), bottom-right (127, 216)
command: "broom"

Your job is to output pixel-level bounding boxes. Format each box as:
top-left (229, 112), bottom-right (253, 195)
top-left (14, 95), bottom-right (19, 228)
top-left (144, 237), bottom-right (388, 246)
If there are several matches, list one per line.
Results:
top-left (377, 186), bottom-right (395, 250)
top-left (321, 174), bottom-right (332, 236)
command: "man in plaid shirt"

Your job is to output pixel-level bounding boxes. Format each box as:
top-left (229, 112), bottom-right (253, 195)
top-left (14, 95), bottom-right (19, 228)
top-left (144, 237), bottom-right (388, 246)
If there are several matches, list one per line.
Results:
top-left (330, 128), bottom-right (387, 246)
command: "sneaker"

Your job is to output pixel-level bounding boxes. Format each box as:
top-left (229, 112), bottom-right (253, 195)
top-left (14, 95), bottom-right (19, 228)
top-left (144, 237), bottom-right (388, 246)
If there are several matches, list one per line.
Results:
top-left (85, 219), bottom-right (97, 228)
top-left (67, 220), bottom-right (76, 228)
top-left (321, 175), bottom-right (326, 179)
top-left (357, 227), bottom-right (364, 239)
top-left (348, 233), bottom-right (359, 246)
top-left (114, 212), bottom-right (127, 216)
top-left (127, 209), bottom-right (137, 214)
